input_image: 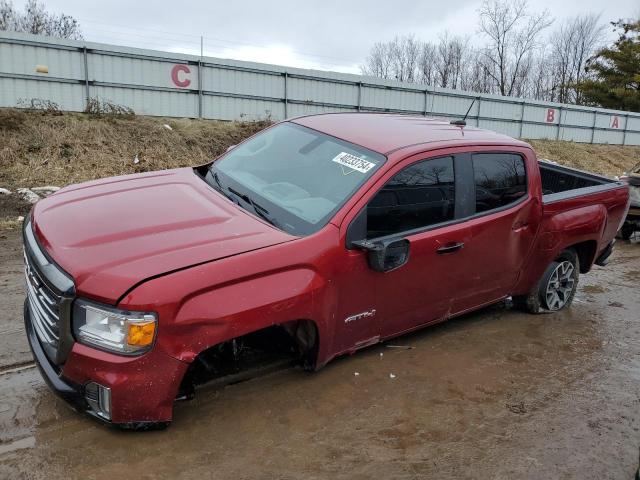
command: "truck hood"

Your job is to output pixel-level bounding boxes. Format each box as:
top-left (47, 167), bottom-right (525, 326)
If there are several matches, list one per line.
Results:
top-left (32, 168), bottom-right (295, 303)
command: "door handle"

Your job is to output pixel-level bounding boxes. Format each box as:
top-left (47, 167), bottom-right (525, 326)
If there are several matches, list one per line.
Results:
top-left (512, 221), bottom-right (529, 232)
top-left (436, 242), bottom-right (464, 254)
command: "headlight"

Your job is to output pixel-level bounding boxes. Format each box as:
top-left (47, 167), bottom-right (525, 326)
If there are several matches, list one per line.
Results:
top-left (72, 299), bottom-right (157, 355)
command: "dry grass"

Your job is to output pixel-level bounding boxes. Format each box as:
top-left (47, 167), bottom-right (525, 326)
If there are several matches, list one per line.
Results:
top-left (1, 109), bottom-right (639, 192)
top-left (0, 218), bottom-right (22, 230)
top-left (0, 108), bottom-right (271, 189)
top-left (527, 139), bottom-right (640, 177)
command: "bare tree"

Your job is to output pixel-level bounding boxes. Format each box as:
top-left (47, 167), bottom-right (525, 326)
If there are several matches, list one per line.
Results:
top-left (0, 0), bottom-right (82, 39)
top-left (461, 51), bottom-right (495, 93)
top-left (361, 41), bottom-right (395, 79)
top-left (0, 0), bottom-right (17, 31)
top-left (528, 51), bottom-right (555, 101)
top-left (548, 14), bottom-right (605, 103)
top-left (361, 35), bottom-right (421, 82)
top-left (391, 35), bottom-right (421, 82)
top-left (478, 0), bottom-right (553, 96)
top-left (434, 34), bottom-right (469, 89)
top-left (359, 2), bottom-right (605, 105)
top-left (418, 41), bottom-right (437, 85)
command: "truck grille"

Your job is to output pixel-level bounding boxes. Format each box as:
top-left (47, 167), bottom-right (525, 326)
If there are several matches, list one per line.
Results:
top-left (24, 249), bottom-right (61, 349)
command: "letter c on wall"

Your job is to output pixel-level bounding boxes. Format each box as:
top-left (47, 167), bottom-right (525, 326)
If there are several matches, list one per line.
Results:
top-left (171, 64), bottom-right (191, 88)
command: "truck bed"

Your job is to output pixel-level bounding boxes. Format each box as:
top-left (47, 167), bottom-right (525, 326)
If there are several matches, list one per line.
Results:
top-left (539, 161), bottom-right (625, 204)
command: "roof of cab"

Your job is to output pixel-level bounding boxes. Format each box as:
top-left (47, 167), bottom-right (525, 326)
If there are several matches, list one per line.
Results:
top-left (291, 113), bottom-right (529, 156)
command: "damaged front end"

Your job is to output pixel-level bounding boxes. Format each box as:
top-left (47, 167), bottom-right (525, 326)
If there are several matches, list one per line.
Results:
top-left (176, 320), bottom-right (318, 401)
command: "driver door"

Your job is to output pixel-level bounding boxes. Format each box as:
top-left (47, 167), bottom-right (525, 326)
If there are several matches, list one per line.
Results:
top-left (345, 154), bottom-right (474, 340)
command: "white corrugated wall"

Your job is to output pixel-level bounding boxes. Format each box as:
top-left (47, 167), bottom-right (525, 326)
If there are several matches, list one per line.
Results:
top-left (1, 30), bottom-right (638, 145)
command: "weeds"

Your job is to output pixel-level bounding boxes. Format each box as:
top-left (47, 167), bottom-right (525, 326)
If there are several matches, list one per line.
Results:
top-left (84, 97), bottom-right (135, 117)
top-left (16, 98), bottom-right (62, 114)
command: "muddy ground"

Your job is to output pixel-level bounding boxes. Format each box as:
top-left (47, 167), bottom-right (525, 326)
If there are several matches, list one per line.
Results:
top-left (0, 225), bottom-right (638, 479)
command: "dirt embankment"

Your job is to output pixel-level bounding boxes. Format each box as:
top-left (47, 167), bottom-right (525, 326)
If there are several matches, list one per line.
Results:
top-left (528, 139), bottom-right (640, 177)
top-left (1, 108), bottom-right (639, 221)
top-left (0, 108), bottom-right (270, 190)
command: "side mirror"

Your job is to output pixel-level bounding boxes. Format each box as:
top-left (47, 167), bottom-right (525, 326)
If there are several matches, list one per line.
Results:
top-left (353, 238), bottom-right (410, 273)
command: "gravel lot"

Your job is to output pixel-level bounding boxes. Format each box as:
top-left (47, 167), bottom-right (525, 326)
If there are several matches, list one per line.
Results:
top-left (0, 225), bottom-right (638, 479)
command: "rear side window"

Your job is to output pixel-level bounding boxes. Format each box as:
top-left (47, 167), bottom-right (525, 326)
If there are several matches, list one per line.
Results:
top-left (473, 153), bottom-right (526, 213)
top-left (367, 156), bottom-right (455, 238)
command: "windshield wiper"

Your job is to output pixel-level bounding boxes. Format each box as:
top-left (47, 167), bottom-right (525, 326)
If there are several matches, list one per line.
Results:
top-left (208, 170), bottom-right (235, 202)
top-left (227, 186), bottom-right (283, 229)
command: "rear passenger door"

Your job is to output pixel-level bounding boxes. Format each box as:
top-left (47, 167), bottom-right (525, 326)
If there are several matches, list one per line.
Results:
top-left (450, 152), bottom-right (541, 314)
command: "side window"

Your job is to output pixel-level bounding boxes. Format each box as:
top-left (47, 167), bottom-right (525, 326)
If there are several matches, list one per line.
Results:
top-left (472, 153), bottom-right (527, 214)
top-left (366, 156), bottom-right (455, 238)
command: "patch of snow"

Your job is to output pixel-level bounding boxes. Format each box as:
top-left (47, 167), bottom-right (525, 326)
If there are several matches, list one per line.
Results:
top-left (31, 186), bottom-right (60, 194)
top-left (16, 188), bottom-right (40, 204)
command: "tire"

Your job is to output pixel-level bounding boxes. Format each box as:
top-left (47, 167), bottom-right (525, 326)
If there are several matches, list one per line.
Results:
top-left (620, 224), bottom-right (634, 240)
top-left (515, 249), bottom-right (579, 314)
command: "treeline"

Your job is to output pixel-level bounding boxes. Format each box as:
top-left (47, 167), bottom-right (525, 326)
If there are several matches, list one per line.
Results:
top-left (0, 0), bottom-right (82, 40)
top-left (361, 0), bottom-right (639, 111)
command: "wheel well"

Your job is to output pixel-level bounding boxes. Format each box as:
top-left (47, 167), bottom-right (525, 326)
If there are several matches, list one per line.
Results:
top-left (177, 320), bottom-right (319, 400)
top-left (566, 240), bottom-right (597, 274)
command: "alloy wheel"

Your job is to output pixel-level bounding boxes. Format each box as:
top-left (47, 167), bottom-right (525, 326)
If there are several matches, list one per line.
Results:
top-left (544, 260), bottom-right (575, 310)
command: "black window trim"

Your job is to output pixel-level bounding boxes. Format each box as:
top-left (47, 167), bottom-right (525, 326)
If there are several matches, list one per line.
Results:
top-left (462, 151), bottom-right (529, 220)
top-left (346, 150), bottom-right (530, 248)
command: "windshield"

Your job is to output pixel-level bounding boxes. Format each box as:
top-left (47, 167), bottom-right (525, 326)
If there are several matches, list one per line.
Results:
top-left (207, 122), bottom-right (386, 236)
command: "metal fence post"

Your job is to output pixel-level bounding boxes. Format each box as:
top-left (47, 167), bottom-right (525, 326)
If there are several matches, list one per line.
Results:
top-left (423, 89), bottom-right (429, 116)
top-left (82, 46), bottom-right (90, 109)
top-left (283, 72), bottom-right (288, 119)
top-left (622, 113), bottom-right (629, 145)
top-left (197, 60), bottom-right (203, 118)
top-left (357, 82), bottom-right (362, 112)
top-left (518, 101), bottom-right (525, 138)
top-left (556, 106), bottom-right (563, 140)
top-left (590, 111), bottom-right (597, 144)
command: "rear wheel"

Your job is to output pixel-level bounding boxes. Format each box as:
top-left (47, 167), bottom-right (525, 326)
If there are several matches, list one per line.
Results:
top-left (516, 249), bottom-right (579, 314)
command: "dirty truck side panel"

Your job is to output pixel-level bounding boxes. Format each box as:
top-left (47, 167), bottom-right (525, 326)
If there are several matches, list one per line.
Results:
top-left (513, 186), bottom-right (629, 296)
top-left (337, 145), bottom-right (545, 332)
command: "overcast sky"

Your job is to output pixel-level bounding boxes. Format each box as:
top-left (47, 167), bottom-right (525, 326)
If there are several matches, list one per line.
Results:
top-left (18, 0), bottom-right (640, 73)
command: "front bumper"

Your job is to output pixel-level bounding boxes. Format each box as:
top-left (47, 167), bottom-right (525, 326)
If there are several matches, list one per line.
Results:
top-left (24, 300), bottom-right (88, 412)
top-left (25, 300), bottom-right (188, 428)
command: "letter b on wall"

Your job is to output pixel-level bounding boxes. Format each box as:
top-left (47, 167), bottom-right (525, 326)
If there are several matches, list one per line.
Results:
top-left (545, 108), bottom-right (556, 123)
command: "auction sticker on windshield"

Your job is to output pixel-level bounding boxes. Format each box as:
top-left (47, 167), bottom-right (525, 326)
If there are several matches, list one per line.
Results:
top-left (332, 152), bottom-right (376, 174)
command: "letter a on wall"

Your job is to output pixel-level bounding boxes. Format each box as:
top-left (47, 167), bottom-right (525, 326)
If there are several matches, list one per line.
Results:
top-left (611, 116), bottom-right (620, 129)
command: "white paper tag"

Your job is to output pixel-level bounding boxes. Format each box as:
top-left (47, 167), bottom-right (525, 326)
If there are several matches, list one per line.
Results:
top-left (331, 152), bottom-right (376, 173)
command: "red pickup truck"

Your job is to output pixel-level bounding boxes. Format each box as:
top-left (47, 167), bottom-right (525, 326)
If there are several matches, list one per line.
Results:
top-left (23, 113), bottom-right (629, 428)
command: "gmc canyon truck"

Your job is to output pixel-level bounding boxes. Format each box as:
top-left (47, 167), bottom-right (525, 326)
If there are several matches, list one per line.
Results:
top-left (23, 113), bottom-right (630, 428)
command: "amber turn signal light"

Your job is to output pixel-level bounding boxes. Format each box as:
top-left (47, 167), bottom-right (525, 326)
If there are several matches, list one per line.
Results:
top-left (127, 321), bottom-right (156, 347)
